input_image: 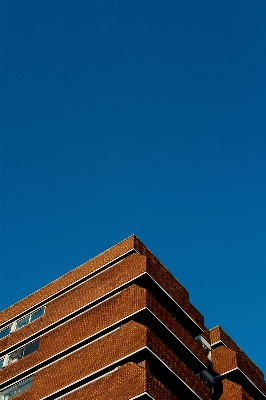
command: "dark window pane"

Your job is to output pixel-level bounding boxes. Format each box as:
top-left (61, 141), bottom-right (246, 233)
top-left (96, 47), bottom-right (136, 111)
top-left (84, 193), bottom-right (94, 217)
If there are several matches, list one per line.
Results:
top-left (31, 308), bottom-right (45, 322)
top-left (0, 358), bottom-right (4, 369)
top-left (16, 315), bottom-right (30, 331)
top-left (24, 340), bottom-right (39, 356)
top-left (0, 326), bottom-right (11, 340)
top-left (17, 376), bottom-right (33, 393)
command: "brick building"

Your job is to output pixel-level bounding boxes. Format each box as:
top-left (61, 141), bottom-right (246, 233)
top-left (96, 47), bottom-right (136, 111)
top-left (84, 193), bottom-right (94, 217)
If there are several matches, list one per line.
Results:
top-left (0, 235), bottom-right (265, 399)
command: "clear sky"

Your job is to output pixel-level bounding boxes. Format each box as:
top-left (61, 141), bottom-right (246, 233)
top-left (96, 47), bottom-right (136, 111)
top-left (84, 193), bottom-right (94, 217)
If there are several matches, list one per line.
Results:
top-left (1, 0), bottom-right (266, 375)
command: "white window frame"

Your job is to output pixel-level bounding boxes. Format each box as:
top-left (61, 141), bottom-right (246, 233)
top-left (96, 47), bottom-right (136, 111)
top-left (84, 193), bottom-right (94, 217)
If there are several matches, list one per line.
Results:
top-left (9, 307), bottom-right (45, 334)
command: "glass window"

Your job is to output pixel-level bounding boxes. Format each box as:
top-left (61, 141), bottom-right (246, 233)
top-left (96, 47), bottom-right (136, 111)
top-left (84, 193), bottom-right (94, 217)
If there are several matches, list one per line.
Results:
top-left (0, 384), bottom-right (16, 400)
top-left (0, 358), bottom-right (5, 369)
top-left (8, 348), bottom-right (24, 365)
top-left (15, 315), bottom-right (30, 331)
top-left (30, 307), bottom-right (45, 322)
top-left (0, 377), bottom-right (33, 400)
top-left (24, 339), bottom-right (39, 356)
top-left (16, 376), bottom-right (33, 394)
top-left (0, 326), bottom-right (11, 340)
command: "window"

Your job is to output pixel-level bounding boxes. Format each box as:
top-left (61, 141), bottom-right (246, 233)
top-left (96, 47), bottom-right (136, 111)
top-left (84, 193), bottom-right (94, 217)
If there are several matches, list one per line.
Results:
top-left (0, 339), bottom-right (40, 369)
top-left (0, 326), bottom-right (11, 341)
top-left (0, 307), bottom-right (45, 341)
top-left (31, 308), bottom-right (45, 321)
top-left (197, 370), bottom-right (215, 394)
top-left (15, 307), bottom-right (45, 331)
top-left (0, 376), bottom-right (33, 399)
top-left (8, 348), bottom-right (24, 365)
top-left (23, 339), bottom-right (39, 356)
top-left (15, 315), bottom-right (30, 331)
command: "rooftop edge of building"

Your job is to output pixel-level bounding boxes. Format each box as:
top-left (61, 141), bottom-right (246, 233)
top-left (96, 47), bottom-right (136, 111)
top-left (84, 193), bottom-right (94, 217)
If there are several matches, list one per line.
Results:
top-left (0, 235), bottom-right (189, 326)
top-left (210, 325), bottom-right (265, 384)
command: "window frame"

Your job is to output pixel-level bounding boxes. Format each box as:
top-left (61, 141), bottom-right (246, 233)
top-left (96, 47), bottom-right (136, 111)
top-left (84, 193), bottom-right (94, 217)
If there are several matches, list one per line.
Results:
top-left (0, 376), bottom-right (33, 399)
top-left (0, 339), bottom-right (40, 369)
top-left (0, 326), bottom-right (12, 341)
top-left (0, 307), bottom-right (45, 341)
top-left (14, 307), bottom-right (45, 332)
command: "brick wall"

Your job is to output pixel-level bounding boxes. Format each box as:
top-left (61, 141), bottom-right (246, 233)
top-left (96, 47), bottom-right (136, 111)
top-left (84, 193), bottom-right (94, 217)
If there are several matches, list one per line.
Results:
top-left (0, 253), bottom-right (204, 354)
top-left (146, 257), bottom-right (204, 329)
top-left (50, 362), bottom-right (178, 400)
top-left (212, 346), bottom-right (266, 396)
top-left (3, 320), bottom-right (209, 399)
top-left (210, 326), bottom-right (264, 382)
top-left (0, 235), bottom-right (196, 328)
top-left (216, 379), bottom-right (254, 400)
top-left (210, 326), bottom-right (265, 394)
top-left (1, 236), bottom-right (264, 400)
top-left (0, 236), bottom-right (137, 325)
top-left (13, 321), bottom-right (147, 399)
top-left (146, 291), bottom-right (208, 367)
top-left (1, 284), bottom-right (208, 385)
top-left (0, 254), bottom-right (147, 352)
top-left (147, 328), bottom-right (211, 400)
top-left (134, 236), bottom-right (189, 301)
top-left (57, 363), bottom-right (147, 400)
top-left (0, 285), bottom-right (145, 383)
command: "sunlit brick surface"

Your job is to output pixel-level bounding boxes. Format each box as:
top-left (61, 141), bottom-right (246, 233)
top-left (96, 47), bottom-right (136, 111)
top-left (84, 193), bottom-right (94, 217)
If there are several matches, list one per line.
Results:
top-left (0, 235), bottom-right (265, 399)
top-left (216, 379), bottom-right (254, 400)
top-left (210, 326), bottom-right (266, 397)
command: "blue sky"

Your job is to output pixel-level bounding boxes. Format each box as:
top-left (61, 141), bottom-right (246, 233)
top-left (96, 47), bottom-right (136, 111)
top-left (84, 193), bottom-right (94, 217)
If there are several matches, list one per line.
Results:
top-left (1, 0), bottom-right (266, 374)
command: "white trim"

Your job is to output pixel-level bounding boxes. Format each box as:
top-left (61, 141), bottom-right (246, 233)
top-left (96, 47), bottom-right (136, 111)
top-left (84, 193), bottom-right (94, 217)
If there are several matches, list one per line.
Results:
top-left (0, 249), bottom-right (137, 329)
top-left (214, 366), bottom-right (238, 377)
top-left (211, 340), bottom-right (227, 348)
top-left (129, 394), bottom-right (155, 399)
top-left (1, 344), bottom-right (204, 399)
top-left (210, 325), bottom-right (220, 330)
top-left (215, 367), bottom-right (266, 398)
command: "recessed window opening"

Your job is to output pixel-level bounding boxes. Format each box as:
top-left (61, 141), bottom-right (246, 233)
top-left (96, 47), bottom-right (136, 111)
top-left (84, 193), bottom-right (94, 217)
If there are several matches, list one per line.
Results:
top-left (15, 308), bottom-right (45, 331)
top-left (196, 370), bottom-right (215, 394)
top-left (0, 308), bottom-right (45, 342)
top-left (0, 340), bottom-right (39, 370)
top-left (0, 326), bottom-right (12, 341)
top-left (0, 376), bottom-right (33, 399)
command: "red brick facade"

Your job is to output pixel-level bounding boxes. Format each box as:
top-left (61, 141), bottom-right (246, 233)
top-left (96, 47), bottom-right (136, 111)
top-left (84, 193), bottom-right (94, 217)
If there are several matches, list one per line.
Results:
top-left (0, 235), bottom-right (265, 399)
